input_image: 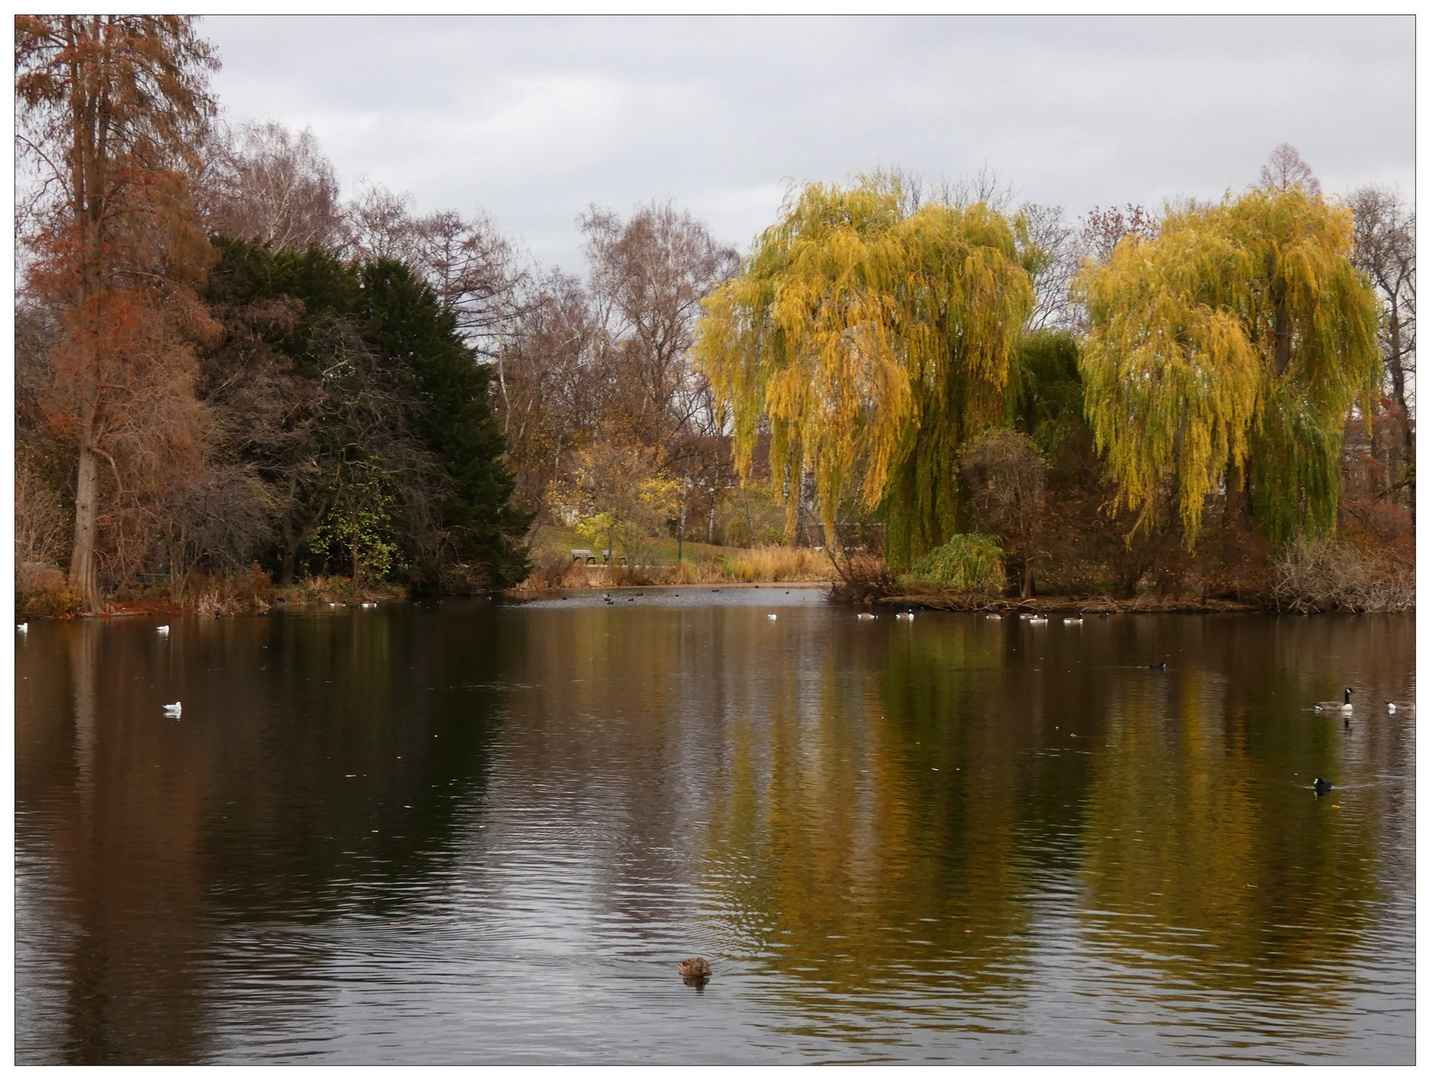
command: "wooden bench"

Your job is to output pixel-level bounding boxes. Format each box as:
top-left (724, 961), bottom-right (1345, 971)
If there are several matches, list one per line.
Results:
top-left (571, 549), bottom-right (627, 565)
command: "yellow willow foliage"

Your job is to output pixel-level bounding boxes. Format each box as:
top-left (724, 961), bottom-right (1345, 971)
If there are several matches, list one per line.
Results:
top-left (1077, 187), bottom-right (1381, 544)
top-left (695, 178), bottom-right (1033, 559)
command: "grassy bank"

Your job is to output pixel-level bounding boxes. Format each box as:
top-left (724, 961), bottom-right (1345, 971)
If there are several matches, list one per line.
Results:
top-left (17, 564), bottom-right (407, 619)
top-left (515, 527), bottom-right (835, 591)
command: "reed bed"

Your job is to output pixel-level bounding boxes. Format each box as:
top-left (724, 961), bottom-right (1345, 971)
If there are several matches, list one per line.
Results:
top-left (516, 543), bottom-right (834, 591)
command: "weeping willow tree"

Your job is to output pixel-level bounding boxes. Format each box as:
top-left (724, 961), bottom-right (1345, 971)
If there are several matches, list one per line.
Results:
top-left (694, 177), bottom-right (1034, 568)
top-left (1077, 186), bottom-right (1381, 546)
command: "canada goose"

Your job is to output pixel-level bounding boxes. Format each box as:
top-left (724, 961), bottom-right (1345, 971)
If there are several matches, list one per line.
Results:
top-left (1064, 612), bottom-right (1083, 625)
top-left (767, 613), bottom-right (777, 621)
top-left (895, 611), bottom-right (914, 621)
top-left (1314, 688), bottom-right (1353, 713)
top-left (1387, 702), bottom-right (1397, 713)
top-left (1386, 701), bottom-right (1413, 714)
top-left (1312, 777), bottom-right (1333, 795)
top-left (157, 624), bottom-right (170, 634)
top-left (16, 623), bottom-right (27, 634)
top-left (986, 613), bottom-right (1002, 620)
top-left (678, 957), bottom-right (712, 979)
top-left (1028, 614), bottom-right (1048, 624)
top-left (162, 702), bottom-right (182, 718)
top-left (1098, 612), bottom-right (1110, 619)
top-left (1148, 661), bottom-right (1166, 670)
top-left (857, 612), bottom-right (876, 621)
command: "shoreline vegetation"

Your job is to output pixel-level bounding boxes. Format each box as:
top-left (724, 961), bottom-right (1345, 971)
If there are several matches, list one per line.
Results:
top-left (18, 534), bottom-right (1411, 618)
top-left (13, 20), bottom-right (1413, 626)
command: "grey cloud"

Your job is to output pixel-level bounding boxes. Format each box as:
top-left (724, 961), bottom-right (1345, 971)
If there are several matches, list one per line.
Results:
top-left (202, 14), bottom-right (1414, 274)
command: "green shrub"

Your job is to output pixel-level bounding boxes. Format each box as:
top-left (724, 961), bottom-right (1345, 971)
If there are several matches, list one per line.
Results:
top-left (902, 534), bottom-right (1006, 591)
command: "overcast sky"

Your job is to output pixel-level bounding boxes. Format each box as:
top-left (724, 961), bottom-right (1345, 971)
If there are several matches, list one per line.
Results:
top-left (202, 14), bottom-right (1415, 276)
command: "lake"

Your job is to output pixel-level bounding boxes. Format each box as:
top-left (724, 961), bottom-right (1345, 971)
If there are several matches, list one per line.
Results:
top-left (13, 589), bottom-right (1415, 1064)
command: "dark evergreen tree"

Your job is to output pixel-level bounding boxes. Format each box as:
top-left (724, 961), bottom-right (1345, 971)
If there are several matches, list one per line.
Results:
top-left (202, 241), bottom-right (529, 589)
top-left (357, 258), bottom-right (531, 588)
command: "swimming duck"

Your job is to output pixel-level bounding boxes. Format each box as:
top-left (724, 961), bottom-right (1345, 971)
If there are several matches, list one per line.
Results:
top-left (162, 702), bottom-right (182, 718)
top-left (678, 957), bottom-right (712, 979)
top-left (1313, 688), bottom-right (1353, 713)
top-left (1148, 661), bottom-right (1166, 671)
top-left (1312, 777), bottom-right (1333, 795)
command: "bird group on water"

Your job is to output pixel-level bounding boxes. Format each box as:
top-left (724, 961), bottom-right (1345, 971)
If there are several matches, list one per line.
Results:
top-left (128, 612), bottom-right (1407, 810)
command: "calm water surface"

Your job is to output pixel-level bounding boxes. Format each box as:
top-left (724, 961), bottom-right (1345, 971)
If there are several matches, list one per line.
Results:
top-left (14, 590), bottom-right (1415, 1063)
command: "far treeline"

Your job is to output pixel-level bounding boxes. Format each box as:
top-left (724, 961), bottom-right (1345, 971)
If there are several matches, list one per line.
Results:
top-left (15, 17), bottom-right (1415, 617)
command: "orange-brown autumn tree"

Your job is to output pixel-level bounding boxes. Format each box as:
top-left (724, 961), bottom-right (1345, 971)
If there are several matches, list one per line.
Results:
top-left (16, 16), bottom-right (219, 612)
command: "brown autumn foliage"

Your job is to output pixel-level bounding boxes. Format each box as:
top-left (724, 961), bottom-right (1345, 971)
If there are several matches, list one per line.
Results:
top-left (16, 15), bottom-right (220, 612)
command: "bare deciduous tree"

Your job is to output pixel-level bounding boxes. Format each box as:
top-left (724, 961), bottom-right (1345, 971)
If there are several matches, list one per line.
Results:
top-left (1259, 142), bottom-right (1322, 196)
top-left (496, 271), bottom-right (603, 519)
top-left (961, 431), bottom-right (1048, 597)
top-left (1079, 203), bottom-right (1159, 263)
top-left (198, 120), bottom-right (345, 250)
top-left (1347, 185), bottom-right (1415, 418)
top-left (580, 202), bottom-right (739, 539)
top-left (1018, 203), bottom-right (1081, 332)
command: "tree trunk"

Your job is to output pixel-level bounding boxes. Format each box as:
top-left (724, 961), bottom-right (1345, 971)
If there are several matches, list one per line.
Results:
top-left (677, 475), bottom-right (688, 565)
top-left (278, 503), bottom-right (301, 586)
top-left (1020, 559), bottom-right (1035, 599)
top-left (1386, 302), bottom-right (1414, 466)
top-left (70, 446), bottom-right (102, 614)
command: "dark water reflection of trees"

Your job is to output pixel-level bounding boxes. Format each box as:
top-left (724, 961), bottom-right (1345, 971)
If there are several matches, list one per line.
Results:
top-left (14, 606), bottom-right (1414, 1063)
top-left (16, 606), bottom-right (511, 1062)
